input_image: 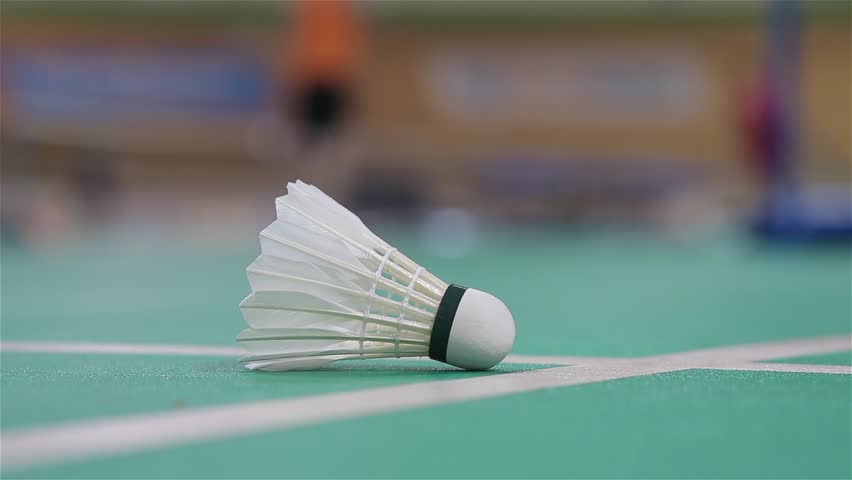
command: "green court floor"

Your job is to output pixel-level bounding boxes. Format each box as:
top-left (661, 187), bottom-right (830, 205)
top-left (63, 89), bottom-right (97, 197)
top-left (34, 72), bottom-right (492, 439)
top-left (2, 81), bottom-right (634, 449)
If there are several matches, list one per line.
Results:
top-left (2, 229), bottom-right (850, 478)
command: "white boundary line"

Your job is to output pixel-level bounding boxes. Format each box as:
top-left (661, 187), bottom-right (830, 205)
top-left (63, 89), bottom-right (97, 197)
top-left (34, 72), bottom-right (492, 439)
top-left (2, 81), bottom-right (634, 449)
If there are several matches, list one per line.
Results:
top-left (5, 339), bottom-right (847, 368)
top-left (1, 335), bottom-right (850, 472)
top-left (0, 341), bottom-right (604, 365)
top-left (0, 341), bottom-right (244, 357)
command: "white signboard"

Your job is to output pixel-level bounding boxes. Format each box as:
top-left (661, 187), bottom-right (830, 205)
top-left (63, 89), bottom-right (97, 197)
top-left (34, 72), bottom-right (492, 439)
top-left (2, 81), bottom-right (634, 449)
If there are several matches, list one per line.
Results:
top-left (428, 48), bottom-right (710, 125)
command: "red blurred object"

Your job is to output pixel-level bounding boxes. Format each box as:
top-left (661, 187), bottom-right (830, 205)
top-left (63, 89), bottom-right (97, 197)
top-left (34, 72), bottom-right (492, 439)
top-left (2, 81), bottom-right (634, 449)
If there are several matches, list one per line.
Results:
top-left (738, 74), bottom-right (784, 182)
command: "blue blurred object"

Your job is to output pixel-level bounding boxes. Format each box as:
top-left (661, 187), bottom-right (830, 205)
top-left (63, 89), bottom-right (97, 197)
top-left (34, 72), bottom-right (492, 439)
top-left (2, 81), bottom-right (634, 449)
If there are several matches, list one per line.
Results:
top-left (480, 153), bottom-right (703, 200)
top-left (753, 185), bottom-right (852, 244)
top-left (2, 47), bottom-right (273, 118)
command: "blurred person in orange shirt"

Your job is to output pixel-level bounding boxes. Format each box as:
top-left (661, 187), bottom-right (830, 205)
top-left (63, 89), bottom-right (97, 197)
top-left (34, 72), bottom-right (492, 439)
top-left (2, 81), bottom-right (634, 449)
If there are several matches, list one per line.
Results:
top-left (280, 0), bottom-right (366, 195)
top-left (288, 0), bottom-right (363, 141)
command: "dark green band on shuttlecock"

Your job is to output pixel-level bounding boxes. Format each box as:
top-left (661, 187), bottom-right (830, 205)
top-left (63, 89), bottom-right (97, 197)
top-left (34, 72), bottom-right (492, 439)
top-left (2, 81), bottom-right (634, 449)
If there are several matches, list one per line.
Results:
top-left (429, 284), bottom-right (468, 363)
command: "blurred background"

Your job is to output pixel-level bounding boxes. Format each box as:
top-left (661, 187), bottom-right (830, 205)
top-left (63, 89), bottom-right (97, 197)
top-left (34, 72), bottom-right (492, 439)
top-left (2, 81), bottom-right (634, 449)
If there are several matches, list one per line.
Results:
top-left (1, 0), bottom-right (849, 251)
top-left (1, 4), bottom-right (850, 476)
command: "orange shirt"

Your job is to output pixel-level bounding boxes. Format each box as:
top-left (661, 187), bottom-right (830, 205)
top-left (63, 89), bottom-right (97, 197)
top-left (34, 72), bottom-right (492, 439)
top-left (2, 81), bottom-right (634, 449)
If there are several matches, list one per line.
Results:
top-left (289, 0), bottom-right (364, 85)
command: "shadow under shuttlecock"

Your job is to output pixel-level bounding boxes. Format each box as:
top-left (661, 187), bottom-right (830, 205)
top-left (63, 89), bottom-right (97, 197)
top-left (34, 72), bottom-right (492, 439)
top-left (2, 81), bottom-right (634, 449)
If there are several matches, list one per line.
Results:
top-left (245, 359), bottom-right (548, 375)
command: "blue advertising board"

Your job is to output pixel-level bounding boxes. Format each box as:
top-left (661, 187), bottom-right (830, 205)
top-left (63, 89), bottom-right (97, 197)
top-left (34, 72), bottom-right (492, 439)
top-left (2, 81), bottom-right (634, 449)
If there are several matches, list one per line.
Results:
top-left (2, 47), bottom-right (275, 120)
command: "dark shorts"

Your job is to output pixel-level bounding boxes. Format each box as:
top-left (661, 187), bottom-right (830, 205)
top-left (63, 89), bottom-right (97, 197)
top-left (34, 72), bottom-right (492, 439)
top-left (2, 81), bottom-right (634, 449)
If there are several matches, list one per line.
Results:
top-left (293, 81), bottom-right (351, 142)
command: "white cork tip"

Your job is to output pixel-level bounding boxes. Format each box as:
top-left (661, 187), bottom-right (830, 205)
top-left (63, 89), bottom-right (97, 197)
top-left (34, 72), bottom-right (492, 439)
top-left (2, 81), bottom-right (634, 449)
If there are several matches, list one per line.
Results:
top-left (445, 289), bottom-right (516, 370)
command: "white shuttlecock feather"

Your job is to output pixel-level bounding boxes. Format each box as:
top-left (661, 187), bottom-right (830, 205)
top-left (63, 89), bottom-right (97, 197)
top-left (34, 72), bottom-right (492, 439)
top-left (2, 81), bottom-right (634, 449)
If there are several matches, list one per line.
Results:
top-left (238, 180), bottom-right (516, 371)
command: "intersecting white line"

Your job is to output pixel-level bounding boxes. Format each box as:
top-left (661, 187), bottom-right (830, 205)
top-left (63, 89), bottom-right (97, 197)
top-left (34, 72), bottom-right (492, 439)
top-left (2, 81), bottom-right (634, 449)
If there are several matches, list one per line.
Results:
top-left (713, 362), bottom-right (852, 375)
top-left (1, 335), bottom-right (850, 472)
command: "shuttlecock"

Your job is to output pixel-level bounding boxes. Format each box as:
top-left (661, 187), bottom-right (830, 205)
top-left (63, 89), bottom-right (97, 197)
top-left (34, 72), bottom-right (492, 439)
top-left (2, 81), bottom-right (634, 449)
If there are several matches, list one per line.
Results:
top-left (238, 180), bottom-right (515, 371)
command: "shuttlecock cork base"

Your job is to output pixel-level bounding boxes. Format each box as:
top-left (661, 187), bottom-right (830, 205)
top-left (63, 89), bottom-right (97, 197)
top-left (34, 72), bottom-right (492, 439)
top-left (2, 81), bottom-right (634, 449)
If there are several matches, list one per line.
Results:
top-left (238, 180), bottom-right (515, 371)
top-left (429, 285), bottom-right (515, 370)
